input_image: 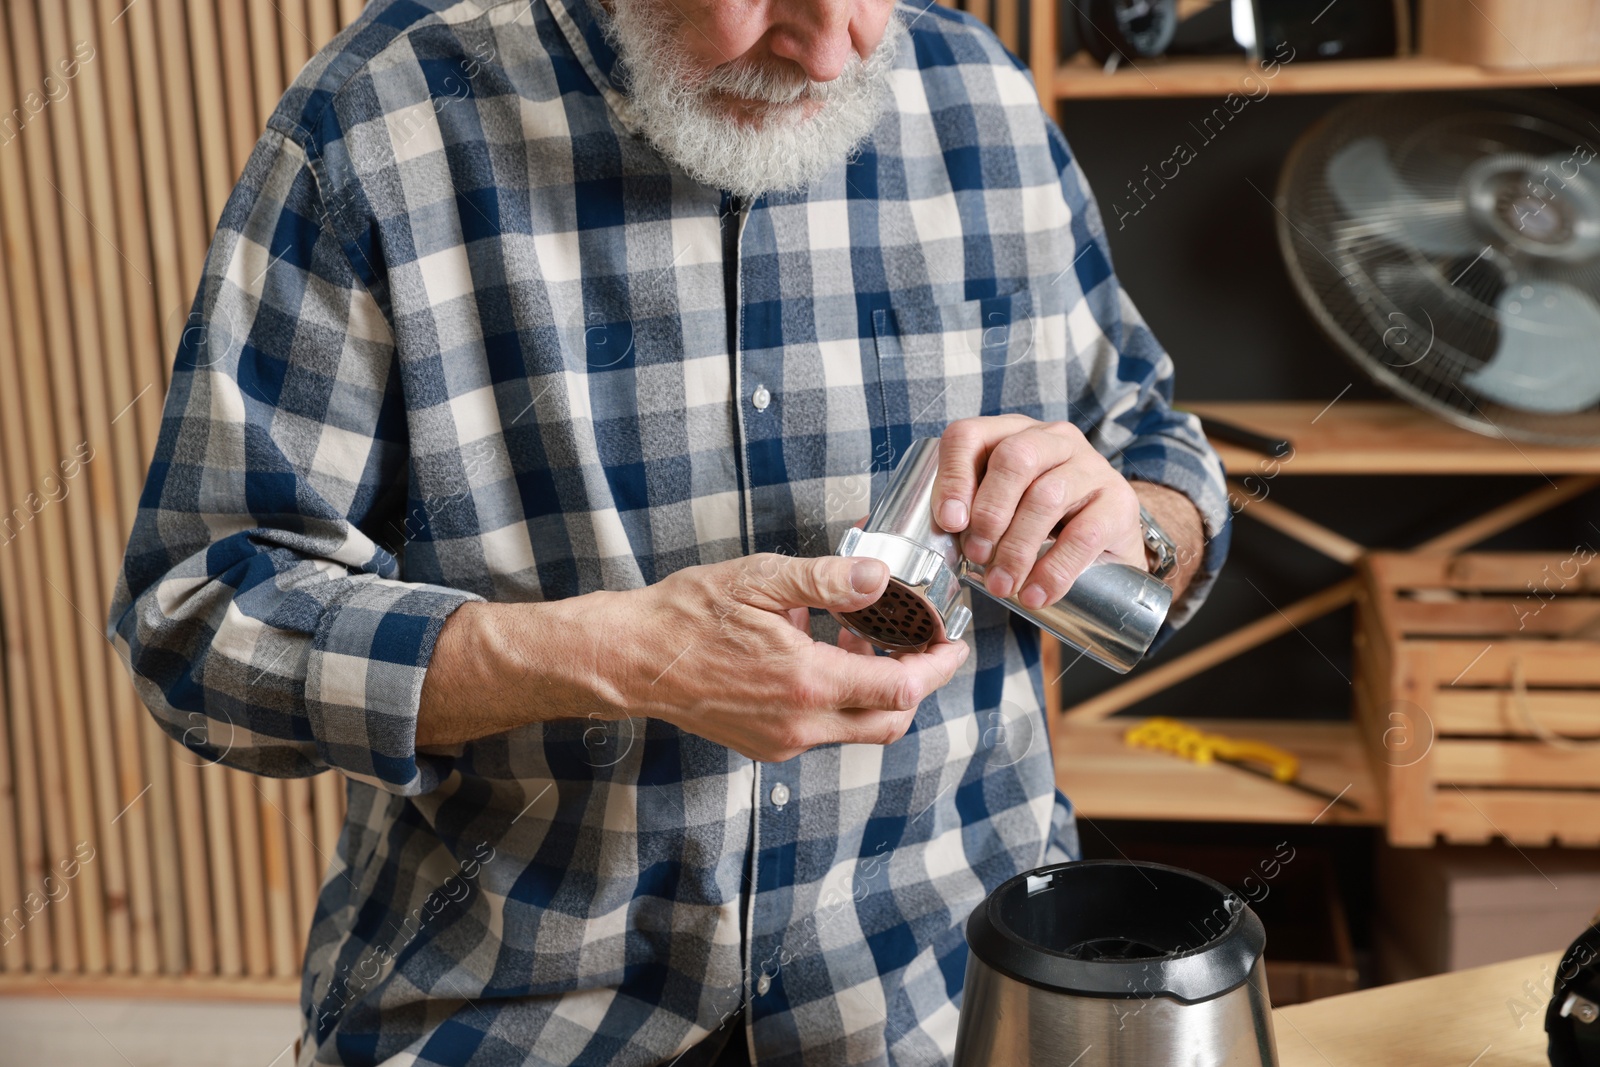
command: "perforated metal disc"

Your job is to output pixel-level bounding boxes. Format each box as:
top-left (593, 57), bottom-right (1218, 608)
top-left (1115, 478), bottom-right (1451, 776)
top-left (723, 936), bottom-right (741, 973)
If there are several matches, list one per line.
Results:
top-left (836, 579), bottom-right (941, 650)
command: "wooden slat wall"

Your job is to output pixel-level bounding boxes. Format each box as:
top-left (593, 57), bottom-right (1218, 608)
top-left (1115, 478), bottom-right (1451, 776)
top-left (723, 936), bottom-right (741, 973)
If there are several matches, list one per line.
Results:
top-left (0, 0), bottom-right (1054, 994)
top-left (0, 0), bottom-right (365, 991)
top-left (943, 0), bottom-right (1015, 52)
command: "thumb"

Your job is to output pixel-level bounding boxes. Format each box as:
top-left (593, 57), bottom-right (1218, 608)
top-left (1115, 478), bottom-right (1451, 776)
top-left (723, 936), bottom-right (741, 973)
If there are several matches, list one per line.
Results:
top-left (737, 554), bottom-right (889, 614)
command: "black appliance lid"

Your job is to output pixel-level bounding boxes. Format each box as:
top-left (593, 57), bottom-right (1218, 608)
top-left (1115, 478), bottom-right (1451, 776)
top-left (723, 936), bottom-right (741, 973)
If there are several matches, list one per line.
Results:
top-left (965, 860), bottom-right (1267, 1004)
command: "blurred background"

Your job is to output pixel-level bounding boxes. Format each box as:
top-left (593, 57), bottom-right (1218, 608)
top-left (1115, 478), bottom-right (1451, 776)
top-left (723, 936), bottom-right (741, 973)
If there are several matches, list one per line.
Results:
top-left (0, 0), bottom-right (1598, 1063)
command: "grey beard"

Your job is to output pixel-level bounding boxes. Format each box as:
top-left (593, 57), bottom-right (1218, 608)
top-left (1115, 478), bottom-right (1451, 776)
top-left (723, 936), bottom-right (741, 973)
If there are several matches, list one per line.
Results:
top-left (600, 1), bottom-right (904, 199)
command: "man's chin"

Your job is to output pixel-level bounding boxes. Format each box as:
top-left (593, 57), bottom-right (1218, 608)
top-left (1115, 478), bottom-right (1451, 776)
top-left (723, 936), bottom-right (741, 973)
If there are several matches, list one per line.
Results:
top-left (710, 95), bottom-right (825, 131)
top-left (642, 89), bottom-right (888, 199)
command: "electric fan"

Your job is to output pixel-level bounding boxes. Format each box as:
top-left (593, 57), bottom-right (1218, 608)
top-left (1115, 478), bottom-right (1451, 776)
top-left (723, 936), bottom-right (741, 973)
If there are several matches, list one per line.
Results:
top-left (1276, 92), bottom-right (1600, 444)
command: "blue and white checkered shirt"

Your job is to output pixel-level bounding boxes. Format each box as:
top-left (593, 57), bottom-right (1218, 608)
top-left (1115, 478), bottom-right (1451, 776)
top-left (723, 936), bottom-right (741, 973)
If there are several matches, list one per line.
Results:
top-left (108, 0), bottom-right (1231, 1063)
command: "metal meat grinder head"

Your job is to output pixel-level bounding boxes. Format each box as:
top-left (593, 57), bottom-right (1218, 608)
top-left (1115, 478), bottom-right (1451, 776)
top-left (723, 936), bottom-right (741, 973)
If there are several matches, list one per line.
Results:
top-left (830, 437), bottom-right (1172, 673)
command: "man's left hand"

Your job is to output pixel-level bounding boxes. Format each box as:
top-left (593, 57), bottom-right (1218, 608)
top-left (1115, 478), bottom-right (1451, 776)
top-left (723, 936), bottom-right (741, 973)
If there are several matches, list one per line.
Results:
top-left (932, 415), bottom-right (1191, 609)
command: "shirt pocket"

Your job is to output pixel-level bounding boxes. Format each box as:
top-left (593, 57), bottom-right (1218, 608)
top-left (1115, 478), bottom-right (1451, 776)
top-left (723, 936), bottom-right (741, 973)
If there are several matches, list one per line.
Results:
top-left (869, 288), bottom-right (1064, 459)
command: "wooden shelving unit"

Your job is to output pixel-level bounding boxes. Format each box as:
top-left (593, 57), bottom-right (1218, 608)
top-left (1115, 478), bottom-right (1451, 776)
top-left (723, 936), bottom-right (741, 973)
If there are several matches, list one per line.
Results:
top-left (957, 6), bottom-right (1600, 837)
top-left (1029, 0), bottom-right (1600, 841)
top-left (1052, 402), bottom-right (1600, 831)
top-left (1051, 53), bottom-right (1600, 100)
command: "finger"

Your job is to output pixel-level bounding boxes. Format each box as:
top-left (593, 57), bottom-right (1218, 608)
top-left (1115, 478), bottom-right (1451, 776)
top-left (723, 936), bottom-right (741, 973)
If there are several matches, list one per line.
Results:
top-left (933, 415), bottom-right (1035, 535)
top-left (1101, 518), bottom-right (1150, 572)
top-left (983, 461), bottom-right (1093, 600)
top-left (836, 624), bottom-right (880, 657)
top-left (1016, 488), bottom-right (1138, 608)
top-left (810, 636), bottom-right (969, 714)
top-left (798, 641), bottom-right (970, 747)
top-left (964, 424), bottom-right (1080, 566)
top-left (786, 606), bottom-right (813, 636)
top-left (821, 706), bottom-right (921, 747)
top-left (744, 704), bottom-right (918, 761)
top-left (738, 553), bottom-right (889, 614)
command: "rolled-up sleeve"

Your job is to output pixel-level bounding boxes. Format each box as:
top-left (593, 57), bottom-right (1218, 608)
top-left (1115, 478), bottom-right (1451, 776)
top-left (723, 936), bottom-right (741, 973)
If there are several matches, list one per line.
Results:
top-left (106, 127), bottom-right (482, 795)
top-left (1046, 120), bottom-right (1232, 636)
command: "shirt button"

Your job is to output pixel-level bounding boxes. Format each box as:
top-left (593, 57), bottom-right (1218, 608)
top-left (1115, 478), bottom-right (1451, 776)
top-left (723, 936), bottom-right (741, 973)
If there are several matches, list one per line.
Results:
top-left (756, 973), bottom-right (772, 995)
top-left (751, 384), bottom-right (771, 411)
top-left (769, 783), bottom-right (790, 809)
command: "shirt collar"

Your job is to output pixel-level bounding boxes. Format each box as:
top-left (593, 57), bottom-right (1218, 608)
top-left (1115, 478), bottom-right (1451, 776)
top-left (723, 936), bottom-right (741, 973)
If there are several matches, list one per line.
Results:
top-left (543, 0), bottom-right (636, 125)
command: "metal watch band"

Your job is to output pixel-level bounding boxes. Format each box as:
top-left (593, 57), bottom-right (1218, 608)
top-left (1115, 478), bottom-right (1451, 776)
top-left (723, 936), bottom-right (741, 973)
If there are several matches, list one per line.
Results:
top-left (1139, 504), bottom-right (1178, 580)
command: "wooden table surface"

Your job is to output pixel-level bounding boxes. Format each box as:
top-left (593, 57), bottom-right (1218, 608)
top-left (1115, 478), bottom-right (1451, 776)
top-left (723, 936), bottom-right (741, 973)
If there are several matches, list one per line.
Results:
top-left (1275, 952), bottom-right (1563, 1067)
top-left (1055, 718), bottom-right (1384, 826)
top-left (1187, 401), bottom-right (1600, 475)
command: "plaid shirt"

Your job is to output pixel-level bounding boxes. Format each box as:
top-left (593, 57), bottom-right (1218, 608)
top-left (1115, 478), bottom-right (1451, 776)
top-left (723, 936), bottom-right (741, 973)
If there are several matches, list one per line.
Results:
top-left (108, 0), bottom-right (1230, 1063)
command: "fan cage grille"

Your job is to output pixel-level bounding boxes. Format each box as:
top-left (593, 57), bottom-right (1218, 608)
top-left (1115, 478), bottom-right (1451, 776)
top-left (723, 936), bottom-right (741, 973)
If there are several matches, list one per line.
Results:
top-left (1277, 91), bottom-right (1600, 445)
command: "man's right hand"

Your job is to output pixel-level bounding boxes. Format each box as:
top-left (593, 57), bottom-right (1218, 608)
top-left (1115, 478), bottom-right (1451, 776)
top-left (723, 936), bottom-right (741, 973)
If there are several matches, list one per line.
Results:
top-left (589, 554), bottom-right (969, 762)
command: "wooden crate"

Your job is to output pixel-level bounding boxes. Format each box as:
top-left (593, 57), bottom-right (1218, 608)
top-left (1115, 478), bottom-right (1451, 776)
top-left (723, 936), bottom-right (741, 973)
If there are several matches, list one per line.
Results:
top-left (1418, 0), bottom-right (1600, 70)
top-left (1353, 553), bottom-right (1600, 847)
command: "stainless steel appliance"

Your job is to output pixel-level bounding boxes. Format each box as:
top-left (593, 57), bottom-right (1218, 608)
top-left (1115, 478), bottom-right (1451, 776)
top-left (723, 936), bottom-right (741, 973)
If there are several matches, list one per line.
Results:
top-left (830, 437), bottom-right (1172, 673)
top-left (954, 860), bottom-right (1280, 1067)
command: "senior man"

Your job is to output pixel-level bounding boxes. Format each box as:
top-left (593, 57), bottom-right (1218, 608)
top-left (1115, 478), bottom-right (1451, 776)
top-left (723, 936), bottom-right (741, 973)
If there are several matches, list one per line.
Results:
top-left (109, 0), bottom-right (1230, 1064)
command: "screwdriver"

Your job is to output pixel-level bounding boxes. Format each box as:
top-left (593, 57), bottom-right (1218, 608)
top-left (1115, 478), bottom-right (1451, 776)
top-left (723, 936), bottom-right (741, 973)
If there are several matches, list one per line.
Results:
top-left (1123, 717), bottom-right (1360, 811)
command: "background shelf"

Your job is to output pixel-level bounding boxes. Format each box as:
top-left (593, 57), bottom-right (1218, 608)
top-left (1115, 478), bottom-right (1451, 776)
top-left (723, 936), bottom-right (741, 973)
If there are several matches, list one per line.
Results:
top-left (1053, 53), bottom-right (1600, 100)
top-left (1054, 718), bottom-right (1383, 826)
top-left (1188, 401), bottom-right (1600, 475)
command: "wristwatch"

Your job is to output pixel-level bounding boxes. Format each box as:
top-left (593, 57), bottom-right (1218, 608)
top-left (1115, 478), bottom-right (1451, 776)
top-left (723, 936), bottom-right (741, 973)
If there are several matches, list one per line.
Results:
top-left (1139, 505), bottom-right (1178, 580)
